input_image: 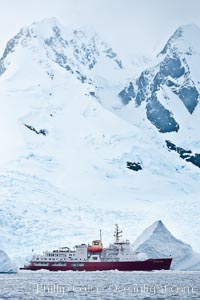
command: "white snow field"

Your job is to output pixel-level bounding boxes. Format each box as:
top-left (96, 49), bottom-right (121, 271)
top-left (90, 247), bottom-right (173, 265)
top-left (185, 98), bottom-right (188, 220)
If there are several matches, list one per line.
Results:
top-left (0, 18), bottom-right (199, 268)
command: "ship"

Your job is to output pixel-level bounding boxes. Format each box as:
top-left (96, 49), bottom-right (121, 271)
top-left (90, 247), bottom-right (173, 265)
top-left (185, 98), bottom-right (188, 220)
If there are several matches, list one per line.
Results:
top-left (20, 225), bottom-right (172, 271)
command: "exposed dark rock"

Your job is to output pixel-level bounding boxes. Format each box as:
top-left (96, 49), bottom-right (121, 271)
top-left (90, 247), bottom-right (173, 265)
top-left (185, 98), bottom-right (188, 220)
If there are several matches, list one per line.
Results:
top-left (89, 91), bottom-right (96, 97)
top-left (0, 62), bottom-right (6, 76)
top-left (1, 31), bottom-right (22, 60)
top-left (118, 82), bottom-right (135, 105)
top-left (103, 48), bottom-right (123, 68)
top-left (187, 154), bottom-right (200, 168)
top-left (176, 85), bottom-right (199, 113)
top-left (127, 161), bottom-right (142, 171)
top-left (166, 140), bottom-right (191, 158)
top-left (146, 94), bottom-right (179, 133)
top-left (115, 59), bottom-right (123, 69)
top-left (166, 140), bottom-right (200, 168)
top-left (160, 55), bottom-right (185, 79)
top-left (0, 31), bottom-right (23, 76)
top-left (135, 70), bottom-right (150, 106)
top-left (118, 26), bottom-right (200, 133)
top-left (24, 124), bottom-right (48, 136)
top-left (104, 48), bottom-right (117, 59)
top-left (152, 72), bottom-right (165, 92)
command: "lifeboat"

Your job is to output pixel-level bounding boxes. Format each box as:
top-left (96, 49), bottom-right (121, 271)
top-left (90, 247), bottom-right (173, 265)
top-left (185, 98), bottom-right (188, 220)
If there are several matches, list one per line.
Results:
top-left (88, 246), bottom-right (103, 252)
top-left (88, 240), bottom-right (103, 252)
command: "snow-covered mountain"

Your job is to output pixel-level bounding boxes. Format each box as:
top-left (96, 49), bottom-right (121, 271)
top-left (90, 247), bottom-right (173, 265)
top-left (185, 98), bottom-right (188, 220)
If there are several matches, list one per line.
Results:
top-left (0, 18), bottom-right (200, 263)
top-left (119, 24), bottom-right (200, 169)
top-left (119, 24), bottom-right (200, 126)
top-left (133, 220), bottom-right (200, 270)
top-left (135, 24), bottom-right (200, 132)
top-left (0, 18), bottom-right (123, 83)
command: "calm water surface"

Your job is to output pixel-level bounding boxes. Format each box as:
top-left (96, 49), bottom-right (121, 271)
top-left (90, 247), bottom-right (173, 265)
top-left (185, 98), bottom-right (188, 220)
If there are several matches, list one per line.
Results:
top-left (0, 270), bottom-right (199, 299)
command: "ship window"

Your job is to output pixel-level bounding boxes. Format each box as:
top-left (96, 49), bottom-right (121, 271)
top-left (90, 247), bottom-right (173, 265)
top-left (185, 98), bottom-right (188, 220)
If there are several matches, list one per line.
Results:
top-left (92, 257), bottom-right (98, 260)
top-left (71, 263), bottom-right (84, 267)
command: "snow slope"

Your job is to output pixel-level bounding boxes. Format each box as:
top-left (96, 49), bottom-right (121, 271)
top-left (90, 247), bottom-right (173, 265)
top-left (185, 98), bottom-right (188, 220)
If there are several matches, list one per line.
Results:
top-left (0, 19), bottom-right (199, 263)
top-left (133, 220), bottom-right (200, 270)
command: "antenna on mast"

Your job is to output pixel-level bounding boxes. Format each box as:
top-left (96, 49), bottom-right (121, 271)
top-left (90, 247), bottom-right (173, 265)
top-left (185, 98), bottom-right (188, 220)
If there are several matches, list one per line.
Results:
top-left (114, 224), bottom-right (122, 243)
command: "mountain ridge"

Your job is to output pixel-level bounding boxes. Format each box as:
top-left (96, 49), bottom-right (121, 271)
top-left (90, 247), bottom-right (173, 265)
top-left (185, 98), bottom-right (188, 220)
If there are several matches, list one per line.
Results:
top-left (0, 18), bottom-right (200, 262)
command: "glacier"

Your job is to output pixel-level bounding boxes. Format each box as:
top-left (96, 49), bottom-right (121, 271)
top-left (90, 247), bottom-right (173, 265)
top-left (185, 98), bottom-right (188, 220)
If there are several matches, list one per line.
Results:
top-left (0, 18), bottom-right (199, 267)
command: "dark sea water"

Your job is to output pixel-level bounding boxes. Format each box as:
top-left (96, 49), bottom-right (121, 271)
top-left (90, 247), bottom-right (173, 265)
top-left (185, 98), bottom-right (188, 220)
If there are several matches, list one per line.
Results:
top-left (0, 270), bottom-right (199, 299)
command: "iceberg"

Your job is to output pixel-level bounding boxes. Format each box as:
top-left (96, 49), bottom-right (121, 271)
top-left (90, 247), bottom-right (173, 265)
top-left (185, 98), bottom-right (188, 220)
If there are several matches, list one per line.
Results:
top-left (0, 249), bottom-right (18, 273)
top-left (133, 220), bottom-right (200, 270)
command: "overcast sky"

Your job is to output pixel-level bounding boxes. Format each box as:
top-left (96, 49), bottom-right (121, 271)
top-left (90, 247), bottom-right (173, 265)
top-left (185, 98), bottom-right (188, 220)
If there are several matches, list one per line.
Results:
top-left (0, 0), bottom-right (200, 60)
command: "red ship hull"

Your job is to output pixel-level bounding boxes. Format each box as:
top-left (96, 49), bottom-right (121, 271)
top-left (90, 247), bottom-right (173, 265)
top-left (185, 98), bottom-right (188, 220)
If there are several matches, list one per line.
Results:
top-left (20, 258), bottom-right (172, 272)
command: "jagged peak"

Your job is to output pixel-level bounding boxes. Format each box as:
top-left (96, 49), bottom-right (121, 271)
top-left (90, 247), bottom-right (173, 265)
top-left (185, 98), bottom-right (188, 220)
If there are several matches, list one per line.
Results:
top-left (0, 17), bottom-right (123, 79)
top-left (35, 17), bottom-right (60, 27)
top-left (174, 24), bottom-right (200, 38)
top-left (159, 23), bottom-right (200, 56)
top-left (30, 17), bottom-right (61, 29)
top-left (15, 17), bottom-right (104, 47)
top-left (22, 17), bottom-right (65, 39)
top-left (1, 17), bottom-right (111, 60)
top-left (0, 17), bottom-right (65, 61)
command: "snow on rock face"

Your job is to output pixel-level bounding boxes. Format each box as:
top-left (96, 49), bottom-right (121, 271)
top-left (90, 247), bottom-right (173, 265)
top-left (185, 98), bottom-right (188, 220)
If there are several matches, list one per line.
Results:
top-left (160, 24), bottom-right (200, 56)
top-left (0, 18), bottom-right (200, 262)
top-left (119, 24), bottom-right (200, 133)
top-left (0, 249), bottom-right (17, 273)
top-left (118, 82), bottom-right (135, 105)
top-left (132, 220), bottom-right (200, 270)
top-left (0, 17), bottom-right (122, 85)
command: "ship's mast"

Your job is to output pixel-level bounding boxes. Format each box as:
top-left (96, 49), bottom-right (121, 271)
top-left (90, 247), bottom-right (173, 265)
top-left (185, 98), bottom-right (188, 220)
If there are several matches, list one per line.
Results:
top-left (114, 224), bottom-right (122, 243)
top-left (100, 229), bottom-right (102, 242)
